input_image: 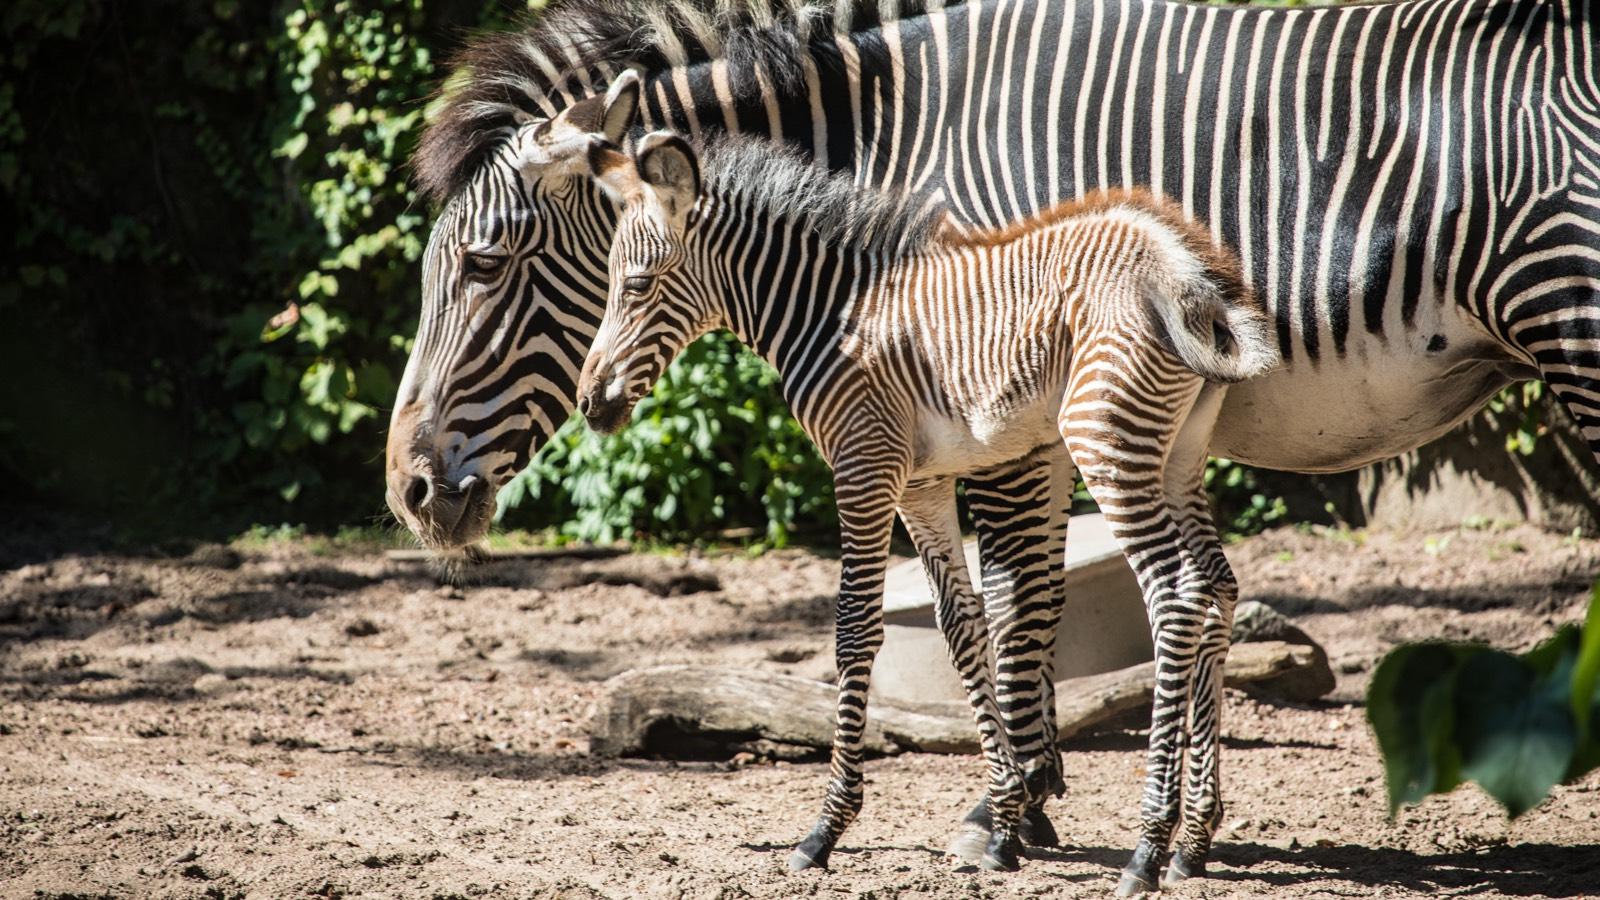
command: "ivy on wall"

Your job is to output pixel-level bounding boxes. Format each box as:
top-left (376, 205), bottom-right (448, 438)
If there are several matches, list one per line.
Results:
top-left (1, 0), bottom-right (482, 524)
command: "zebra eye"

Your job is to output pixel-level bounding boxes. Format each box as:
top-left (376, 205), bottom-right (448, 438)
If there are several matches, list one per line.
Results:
top-left (623, 274), bottom-right (655, 294)
top-left (463, 252), bottom-right (506, 278)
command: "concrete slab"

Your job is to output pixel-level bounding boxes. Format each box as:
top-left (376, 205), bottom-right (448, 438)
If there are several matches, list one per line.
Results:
top-left (872, 513), bottom-right (1153, 704)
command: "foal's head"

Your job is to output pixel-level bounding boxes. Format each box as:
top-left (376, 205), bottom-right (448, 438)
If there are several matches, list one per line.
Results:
top-left (576, 133), bottom-right (713, 434)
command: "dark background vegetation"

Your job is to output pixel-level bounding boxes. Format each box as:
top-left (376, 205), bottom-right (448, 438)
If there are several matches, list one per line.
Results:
top-left (0, 0), bottom-right (1565, 547)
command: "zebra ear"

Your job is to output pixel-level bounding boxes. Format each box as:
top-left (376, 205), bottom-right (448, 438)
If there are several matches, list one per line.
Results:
top-left (635, 132), bottom-right (700, 217)
top-left (599, 70), bottom-right (642, 143)
top-left (540, 70), bottom-right (641, 159)
top-left (584, 138), bottom-right (638, 202)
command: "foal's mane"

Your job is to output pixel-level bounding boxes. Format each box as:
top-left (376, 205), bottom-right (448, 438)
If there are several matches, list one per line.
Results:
top-left (696, 135), bottom-right (946, 257)
top-left (415, 0), bottom-right (945, 203)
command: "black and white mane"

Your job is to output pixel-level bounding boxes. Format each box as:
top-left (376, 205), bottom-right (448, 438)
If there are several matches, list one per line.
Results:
top-left (414, 0), bottom-right (940, 202)
top-left (694, 135), bottom-right (945, 256)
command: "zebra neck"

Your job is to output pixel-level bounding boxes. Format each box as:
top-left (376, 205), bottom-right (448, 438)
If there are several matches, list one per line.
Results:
top-left (690, 201), bottom-right (878, 378)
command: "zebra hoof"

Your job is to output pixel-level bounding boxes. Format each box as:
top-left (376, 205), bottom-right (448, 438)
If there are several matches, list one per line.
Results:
top-left (1161, 851), bottom-right (1204, 888)
top-left (950, 799), bottom-right (993, 862)
top-left (946, 823), bottom-right (990, 863)
top-left (788, 828), bottom-right (833, 871)
top-left (1115, 871), bottom-right (1158, 897)
top-left (981, 831), bottom-right (1023, 871)
top-left (1115, 839), bottom-right (1164, 897)
top-left (1020, 807), bottom-right (1061, 848)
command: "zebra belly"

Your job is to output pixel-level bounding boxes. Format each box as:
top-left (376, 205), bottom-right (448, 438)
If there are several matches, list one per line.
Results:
top-left (910, 393), bottom-right (1066, 479)
top-left (1210, 323), bottom-right (1532, 474)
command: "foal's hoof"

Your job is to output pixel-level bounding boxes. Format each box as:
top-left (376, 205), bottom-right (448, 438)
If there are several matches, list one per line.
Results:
top-left (950, 800), bottom-right (994, 862)
top-left (946, 823), bottom-right (990, 863)
top-left (980, 832), bottom-right (1023, 871)
top-left (1160, 851), bottom-right (1205, 889)
top-left (1114, 871), bottom-right (1158, 897)
top-left (1115, 839), bottom-right (1165, 897)
top-left (1020, 807), bottom-right (1061, 848)
top-left (788, 828), bottom-right (833, 871)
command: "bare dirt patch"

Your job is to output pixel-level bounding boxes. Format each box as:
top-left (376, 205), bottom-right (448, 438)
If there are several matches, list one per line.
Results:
top-left (2, 523), bottom-right (1598, 899)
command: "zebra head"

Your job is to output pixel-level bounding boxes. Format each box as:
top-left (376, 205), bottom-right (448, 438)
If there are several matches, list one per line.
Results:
top-left (577, 133), bottom-right (712, 435)
top-left (385, 73), bottom-right (643, 551)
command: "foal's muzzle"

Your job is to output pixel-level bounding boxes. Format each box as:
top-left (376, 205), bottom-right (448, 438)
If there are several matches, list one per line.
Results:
top-left (578, 389), bottom-right (635, 435)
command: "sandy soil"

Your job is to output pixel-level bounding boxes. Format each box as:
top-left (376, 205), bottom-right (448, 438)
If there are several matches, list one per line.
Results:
top-left (2, 520), bottom-right (1599, 899)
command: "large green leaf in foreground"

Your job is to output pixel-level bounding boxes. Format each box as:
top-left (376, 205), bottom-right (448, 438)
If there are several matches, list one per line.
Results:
top-left (1367, 587), bottom-right (1600, 818)
top-left (1452, 649), bottom-right (1576, 817)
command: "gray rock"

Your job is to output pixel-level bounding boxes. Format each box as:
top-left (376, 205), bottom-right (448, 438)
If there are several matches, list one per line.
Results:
top-left (1230, 600), bottom-right (1335, 701)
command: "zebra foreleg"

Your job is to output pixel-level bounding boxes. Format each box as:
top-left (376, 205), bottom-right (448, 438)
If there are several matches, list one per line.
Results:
top-left (898, 478), bottom-right (1027, 870)
top-left (789, 464), bottom-right (904, 872)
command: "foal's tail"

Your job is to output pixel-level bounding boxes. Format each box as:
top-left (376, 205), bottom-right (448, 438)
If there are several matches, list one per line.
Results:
top-left (1152, 275), bottom-right (1280, 384)
top-left (1135, 205), bottom-right (1280, 384)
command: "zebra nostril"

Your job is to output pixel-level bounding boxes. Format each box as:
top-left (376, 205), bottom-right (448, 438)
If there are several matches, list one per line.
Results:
top-left (405, 475), bottom-right (432, 513)
top-left (578, 396), bottom-right (592, 417)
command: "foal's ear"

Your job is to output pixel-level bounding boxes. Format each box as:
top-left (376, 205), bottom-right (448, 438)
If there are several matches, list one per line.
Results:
top-left (584, 138), bottom-right (638, 203)
top-left (635, 131), bottom-right (700, 218)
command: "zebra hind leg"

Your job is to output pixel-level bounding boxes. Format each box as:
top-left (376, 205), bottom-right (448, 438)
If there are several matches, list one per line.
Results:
top-left (1060, 368), bottom-right (1210, 897)
top-left (789, 465), bottom-right (903, 872)
top-left (1159, 419), bottom-right (1239, 887)
top-left (953, 452), bottom-right (1073, 858)
top-left (898, 478), bottom-right (1028, 870)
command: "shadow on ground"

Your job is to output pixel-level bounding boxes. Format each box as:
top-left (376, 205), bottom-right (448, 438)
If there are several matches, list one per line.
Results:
top-left (1214, 840), bottom-right (1600, 897)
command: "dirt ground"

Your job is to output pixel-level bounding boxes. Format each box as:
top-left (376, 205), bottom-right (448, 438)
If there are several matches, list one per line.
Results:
top-left (3, 518), bottom-right (1599, 899)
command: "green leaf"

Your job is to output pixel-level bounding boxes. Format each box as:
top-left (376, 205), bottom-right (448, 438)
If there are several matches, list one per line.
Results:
top-left (301, 360), bottom-right (335, 406)
top-left (1367, 643), bottom-right (1472, 813)
top-left (277, 131), bottom-right (308, 160)
top-left (1454, 651), bottom-right (1578, 817)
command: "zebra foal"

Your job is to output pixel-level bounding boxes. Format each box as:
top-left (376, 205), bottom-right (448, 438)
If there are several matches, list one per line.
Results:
top-left (573, 128), bottom-right (1278, 879)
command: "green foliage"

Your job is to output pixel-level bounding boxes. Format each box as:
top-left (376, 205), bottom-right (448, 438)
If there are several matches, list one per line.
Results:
top-left (496, 333), bottom-right (835, 547)
top-left (1, 0), bottom-right (501, 523)
top-left (1367, 586), bottom-right (1600, 817)
top-left (1205, 457), bottom-right (1289, 539)
top-left (212, 0), bottom-right (435, 503)
top-left (1483, 381), bottom-right (1548, 457)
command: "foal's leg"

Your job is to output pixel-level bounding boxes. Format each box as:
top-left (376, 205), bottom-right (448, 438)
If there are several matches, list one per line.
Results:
top-left (1160, 388), bottom-right (1239, 887)
top-left (1059, 355), bottom-right (1209, 897)
top-left (899, 477), bottom-right (1027, 870)
top-left (956, 450), bottom-right (1073, 853)
top-left (1031, 450), bottom-right (1077, 790)
top-left (790, 461), bottom-right (906, 871)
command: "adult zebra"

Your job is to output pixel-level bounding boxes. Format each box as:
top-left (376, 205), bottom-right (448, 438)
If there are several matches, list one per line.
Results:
top-left (385, 0), bottom-right (1600, 891)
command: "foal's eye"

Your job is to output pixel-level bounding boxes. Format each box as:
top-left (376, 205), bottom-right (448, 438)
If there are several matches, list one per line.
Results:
top-left (623, 274), bottom-right (655, 294)
top-left (463, 252), bottom-right (506, 278)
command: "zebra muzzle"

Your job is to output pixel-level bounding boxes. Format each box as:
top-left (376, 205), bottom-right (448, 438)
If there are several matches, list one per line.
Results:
top-left (577, 372), bottom-right (640, 435)
top-left (579, 393), bottom-right (635, 435)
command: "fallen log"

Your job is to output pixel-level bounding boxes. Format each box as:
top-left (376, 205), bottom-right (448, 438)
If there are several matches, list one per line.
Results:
top-left (591, 640), bottom-right (1317, 757)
